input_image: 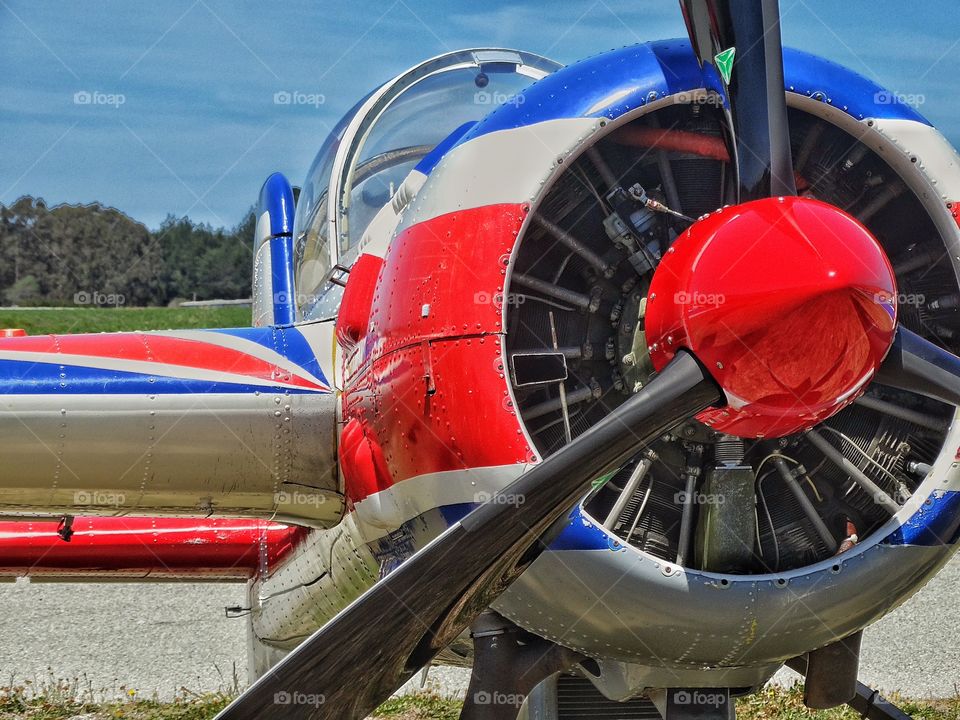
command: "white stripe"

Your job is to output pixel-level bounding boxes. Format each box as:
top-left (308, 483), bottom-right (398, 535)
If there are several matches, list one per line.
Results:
top-left (292, 320), bottom-right (338, 392)
top-left (252, 242), bottom-right (274, 328)
top-left (352, 464), bottom-right (529, 539)
top-left (397, 118), bottom-right (600, 232)
top-left (870, 119), bottom-right (960, 202)
top-left (255, 210), bottom-right (272, 246)
top-left (0, 350), bottom-right (326, 392)
top-left (161, 329), bottom-right (327, 388)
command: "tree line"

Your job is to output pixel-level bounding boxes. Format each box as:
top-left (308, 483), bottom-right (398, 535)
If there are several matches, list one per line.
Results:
top-left (0, 196), bottom-right (253, 307)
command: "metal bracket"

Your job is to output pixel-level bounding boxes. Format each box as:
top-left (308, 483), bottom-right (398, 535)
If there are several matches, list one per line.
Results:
top-left (786, 655), bottom-right (911, 720)
top-left (848, 683), bottom-right (913, 720)
top-left (56, 515), bottom-right (74, 542)
top-left (326, 263), bottom-right (352, 288)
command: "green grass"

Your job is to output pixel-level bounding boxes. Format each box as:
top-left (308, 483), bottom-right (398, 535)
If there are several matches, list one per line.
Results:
top-left (737, 686), bottom-right (960, 720)
top-left (371, 692), bottom-right (462, 719)
top-left (0, 306), bottom-right (251, 335)
top-left (0, 682), bottom-right (232, 720)
top-left (1, 684), bottom-right (957, 720)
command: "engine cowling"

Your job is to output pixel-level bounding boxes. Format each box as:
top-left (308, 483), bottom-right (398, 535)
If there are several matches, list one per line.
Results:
top-left (338, 39), bottom-right (960, 696)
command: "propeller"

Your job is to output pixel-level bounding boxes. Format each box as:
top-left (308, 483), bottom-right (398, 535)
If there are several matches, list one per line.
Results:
top-left (215, 351), bottom-right (722, 719)
top-left (680, 0), bottom-right (796, 201)
top-left (875, 326), bottom-right (960, 407)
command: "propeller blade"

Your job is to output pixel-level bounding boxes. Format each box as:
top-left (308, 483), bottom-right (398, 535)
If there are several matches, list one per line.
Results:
top-left (215, 351), bottom-right (721, 720)
top-left (680, 0), bottom-right (796, 201)
top-left (875, 326), bottom-right (960, 406)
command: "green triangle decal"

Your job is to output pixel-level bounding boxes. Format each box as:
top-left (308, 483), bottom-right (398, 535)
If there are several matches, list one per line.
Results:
top-left (715, 46), bottom-right (736, 85)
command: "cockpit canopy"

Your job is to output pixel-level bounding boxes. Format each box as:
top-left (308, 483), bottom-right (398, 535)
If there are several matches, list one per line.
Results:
top-left (292, 48), bottom-right (560, 320)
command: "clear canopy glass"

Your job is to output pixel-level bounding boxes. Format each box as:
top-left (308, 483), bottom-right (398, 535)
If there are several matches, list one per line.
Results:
top-left (292, 49), bottom-right (560, 320)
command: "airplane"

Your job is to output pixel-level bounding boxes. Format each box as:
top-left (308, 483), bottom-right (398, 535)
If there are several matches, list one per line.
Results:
top-left (1, 1), bottom-right (959, 718)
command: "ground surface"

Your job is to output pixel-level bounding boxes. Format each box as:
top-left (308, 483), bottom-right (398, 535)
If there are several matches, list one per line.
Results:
top-left (0, 686), bottom-right (957, 720)
top-left (0, 554), bottom-right (957, 701)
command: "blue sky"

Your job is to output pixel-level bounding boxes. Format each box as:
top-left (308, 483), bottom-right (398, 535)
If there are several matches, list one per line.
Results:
top-left (1, 1), bottom-right (958, 229)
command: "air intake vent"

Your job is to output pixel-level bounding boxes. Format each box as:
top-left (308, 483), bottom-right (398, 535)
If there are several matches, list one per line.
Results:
top-left (557, 675), bottom-right (660, 719)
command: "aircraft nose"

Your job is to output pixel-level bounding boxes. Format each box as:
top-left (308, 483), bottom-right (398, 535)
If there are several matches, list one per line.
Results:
top-left (645, 196), bottom-right (898, 438)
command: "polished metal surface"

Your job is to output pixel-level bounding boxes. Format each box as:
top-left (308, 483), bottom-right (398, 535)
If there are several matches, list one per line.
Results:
top-left (0, 392), bottom-right (341, 525)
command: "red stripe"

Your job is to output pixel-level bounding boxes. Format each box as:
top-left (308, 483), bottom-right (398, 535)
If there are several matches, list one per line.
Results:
top-left (0, 333), bottom-right (324, 390)
top-left (0, 517), bottom-right (307, 580)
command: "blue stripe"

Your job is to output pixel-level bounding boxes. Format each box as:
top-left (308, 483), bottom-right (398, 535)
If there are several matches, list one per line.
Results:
top-left (548, 505), bottom-right (613, 551)
top-left (209, 326), bottom-right (329, 387)
top-left (377, 502), bottom-right (618, 571)
top-left (257, 173), bottom-right (296, 325)
top-left (258, 172), bottom-right (295, 238)
top-left (438, 502), bottom-right (476, 526)
top-left (414, 121), bottom-right (479, 176)
top-left (0, 360), bottom-right (325, 395)
top-left (269, 235), bottom-right (296, 325)
top-left (462, 42), bottom-right (676, 138)
top-left (368, 489), bottom-right (960, 582)
top-left (454, 39), bottom-right (930, 151)
top-left (430, 501), bottom-right (611, 552)
top-left (882, 490), bottom-right (960, 546)
top-left (394, 488), bottom-right (960, 558)
top-left (783, 47), bottom-right (929, 124)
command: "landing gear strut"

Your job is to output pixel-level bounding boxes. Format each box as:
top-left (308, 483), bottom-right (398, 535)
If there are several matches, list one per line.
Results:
top-left (459, 612), bottom-right (583, 720)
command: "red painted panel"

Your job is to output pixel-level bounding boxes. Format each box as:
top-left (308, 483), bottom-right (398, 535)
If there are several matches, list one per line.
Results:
top-left (646, 197), bottom-right (897, 438)
top-left (366, 203), bottom-right (525, 358)
top-left (364, 339), bottom-right (533, 490)
top-left (336, 253), bottom-right (384, 348)
top-left (0, 517), bottom-right (307, 580)
top-left (341, 204), bottom-right (534, 498)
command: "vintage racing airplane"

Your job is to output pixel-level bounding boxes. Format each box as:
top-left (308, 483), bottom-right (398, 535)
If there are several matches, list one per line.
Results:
top-left (2, 1), bottom-right (960, 718)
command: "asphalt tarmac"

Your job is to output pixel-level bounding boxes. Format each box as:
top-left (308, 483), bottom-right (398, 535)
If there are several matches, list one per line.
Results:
top-left (0, 554), bottom-right (956, 701)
